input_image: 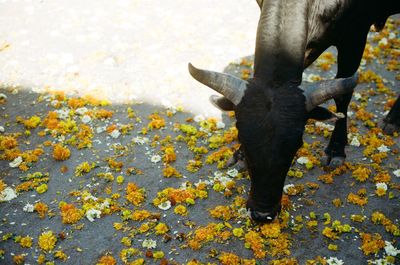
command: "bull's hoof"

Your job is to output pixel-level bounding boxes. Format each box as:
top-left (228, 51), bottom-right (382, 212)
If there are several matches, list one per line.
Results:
top-left (330, 157), bottom-right (346, 168)
top-left (321, 155), bottom-right (345, 168)
top-left (249, 209), bottom-right (277, 223)
top-left (382, 122), bottom-right (400, 135)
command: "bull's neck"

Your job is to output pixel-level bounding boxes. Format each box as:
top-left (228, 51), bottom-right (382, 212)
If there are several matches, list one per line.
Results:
top-left (254, 0), bottom-right (309, 86)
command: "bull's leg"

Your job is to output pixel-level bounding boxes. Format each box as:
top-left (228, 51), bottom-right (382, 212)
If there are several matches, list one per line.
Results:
top-left (322, 33), bottom-right (368, 167)
top-left (383, 95), bottom-right (400, 134)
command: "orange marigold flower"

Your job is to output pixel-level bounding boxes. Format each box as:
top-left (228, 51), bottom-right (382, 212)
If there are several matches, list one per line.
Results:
top-left (218, 252), bottom-right (241, 265)
top-left (34, 202), bottom-right (49, 219)
top-left (125, 182), bottom-right (145, 206)
top-left (97, 255), bottom-right (117, 265)
top-left (352, 167), bottom-right (371, 182)
top-left (60, 203), bottom-right (83, 224)
top-left (53, 144), bottom-right (71, 161)
top-left (0, 136), bottom-right (18, 150)
top-left (360, 233), bottom-right (385, 255)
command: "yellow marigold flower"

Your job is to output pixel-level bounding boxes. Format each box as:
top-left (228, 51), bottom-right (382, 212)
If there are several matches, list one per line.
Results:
top-left (75, 162), bottom-right (95, 176)
top-left (20, 236), bottom-right (33, 248)
top-left (322, 227), bottom-right (338, 240)
top-left (97, 255), bottom-right (117, 265)
top-left (121, 237), bottom-right (131, 247)
top-left (163, 165), bottom-right (182, 178)
top-left (352, 167), bottom-right (371, 182)
top-left (34, 202), bottom-right (49, 219)
top-left (125, 182), bottom-right (145, 206)
top-left (53, 144), bottom-right (71, 161)
top-left (130, 258), bottom-right (145, 265)
top-left (174, 205), bottom-right (188, 216)
top-left (162, 145), bottom-right (176, 163)
top-left (152, 251), bottom-right (164, 259)
top-left (153, 223), bottom-right (168, 235)
top-left (38, 231), bottom-right (57, 252)
top-left (113, 222), bottom-right (123, 230)
top-left (60, 203), bottom-right (82, 224)
top-left (54, 250), bottom-right (68, 261)
top-left (260, 222), bottom-right (281, 238)
top-left (37, 254), bottom-right (46, 264)
top-left (219, 252), bottom-right (241, 265)
top-left (147, 113), bottom-right (165, 130)
top-left (332, 198), bottom-right (342, 207)
top-left (131, 210), bottom-right (151, 221)
top-left (138, 223), bottom-right (151, 233)
top-left (350, 215), bottom-right (365, 223)
top-left (36, 183), bottom-right (48, 194)
top-left (375, 188), bottom-right (386, 197)
top-left (17, 115), bottom-right (41, 129)
top-left (328, 244), bottom-right (338, 251)
top-left (233, 228), bottom-right (244, 237)
top-left (0, 180), bottom-right (6, 193)
top-left (116, 175), bottom-right (124, 184)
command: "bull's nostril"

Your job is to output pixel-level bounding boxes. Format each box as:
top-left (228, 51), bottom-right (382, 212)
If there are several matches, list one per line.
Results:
top-left (250, 209), bottom-right (276, 223)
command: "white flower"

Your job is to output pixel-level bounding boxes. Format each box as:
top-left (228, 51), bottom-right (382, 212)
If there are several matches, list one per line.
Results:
top-left (151, 155), bottom-right (161, 163)
top-left (55, 108), bottom-right (70, 120)
top-left (0, 93), bottom-right (7, 99)
top-left (384, 241), bottom-right (400, 256)
top-left (23, 203), bottom-right (34, 212)
top-left (379, 37), bottom-right (388, 46)
top-left (377, 144), bottom-right (390, 153)
top-left (9, 156), bottom-right (23, 168)
top-left (194, 114), bottom-right (205, 123)
top-left (96, 126), bottom-right (106, 133)
top-left (388, 32), bottom-right (396, 40)
top-left (214, 171), bottom-right (223, 178)
top-left (158, 201), bottom-right (171, 211)
top-left (350, 137), bottom-right (360, 147)
top-left (50, 100), bottom-right (59, 107)
top-left (376, 183), bottom-right (387, 191)
top-left (0, 126), bottom-right (5, 133)
top-left (83, 194), bottom-right (98, 201)
top-left (238, 207), bottom-right (251, 218)
top-left (283, 184), bottom-right (295, 194)
top-left (133, 136), bottom-right (149, 145)
top-left (227, 168), bottom-right (238, 177)
top-left (393, 169), bottom-right (400, 178)
top-left (216, 121), bottom-right (225, 129)
top-left (142, 239), bottom-right (157, 249)
top-left (110, 129), bottom-right (120, 139)
top-left (354, 92), bottom-right (362, 100)
top-left (81, 115), bottom-right (91, 124)
top-left (0, 187), bottom-right (17, 202)
top-left (315, 122), bottom-right (334, 131)
top-left (347, 111), bottom-right (354, 117)
top-left (297, 156), bottom-right (309, 165)
top-left (86, 209), bottom-right (102, 222)
top-left (326, 257), bottom-right (344, 265)
top-left (75, 107), bottom-right (88, 115)
top-left (99, 200), bottom-right (110, 210)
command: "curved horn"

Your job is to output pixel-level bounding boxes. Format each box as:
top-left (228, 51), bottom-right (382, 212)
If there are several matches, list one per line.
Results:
top-left (303, 73), bottom-right (358, 111)
top-left (188, 63), bottom-right (248, 105)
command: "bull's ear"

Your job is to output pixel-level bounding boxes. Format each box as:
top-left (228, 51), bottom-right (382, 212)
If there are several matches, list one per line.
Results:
top-left (307, 106), bottom-right (344, 121)
top-left (210, 95), bottom-right (235, 111)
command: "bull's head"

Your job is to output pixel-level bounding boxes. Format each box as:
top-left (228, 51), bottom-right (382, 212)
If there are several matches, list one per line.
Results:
top-left (188, 63), bottom-right (357, 222)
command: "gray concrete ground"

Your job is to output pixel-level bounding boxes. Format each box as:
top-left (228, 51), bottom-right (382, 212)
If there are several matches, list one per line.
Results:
top-left (0, 1), bottom-right (399, 265)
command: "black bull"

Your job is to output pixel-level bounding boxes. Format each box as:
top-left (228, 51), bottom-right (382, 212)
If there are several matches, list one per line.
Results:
top-left (189, 0), bottom-right (400, 222)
